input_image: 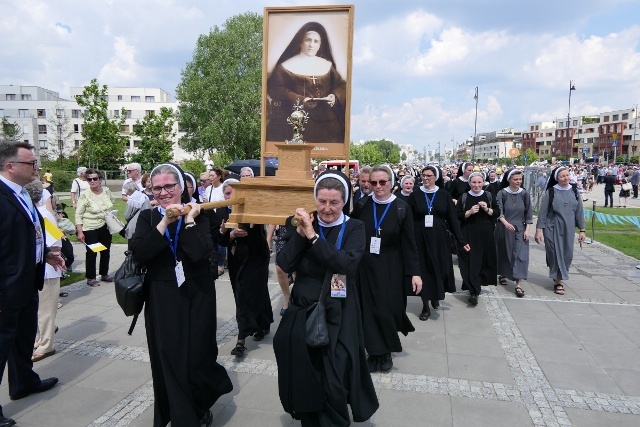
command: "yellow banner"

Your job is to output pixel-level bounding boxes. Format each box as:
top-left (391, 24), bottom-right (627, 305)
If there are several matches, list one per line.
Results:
top-left (44, 217), bottom-right (65, 241)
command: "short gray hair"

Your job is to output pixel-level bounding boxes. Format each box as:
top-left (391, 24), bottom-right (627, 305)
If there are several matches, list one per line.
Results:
top-left (123, 181), bottom-right (139, 195)
top-left (24, 179), bottom-right (43, 204)
top-left (127, 163), bottom-right (141, 173)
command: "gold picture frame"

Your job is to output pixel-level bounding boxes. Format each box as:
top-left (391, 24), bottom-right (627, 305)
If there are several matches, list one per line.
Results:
top-left (261, 5), bottom-right (354, 160)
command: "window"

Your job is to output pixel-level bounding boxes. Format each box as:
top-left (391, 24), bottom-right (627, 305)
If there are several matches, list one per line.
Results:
top-left (72, 109), bottom-right (81, 118)
top-left (117, 95), bottom-right (123, 101)
top-left (124, 110), bottom-right (132, 118)
top-left (74, 124), bottom-right (80, 133)
top-left (38, 125), bottom-right (47, 134)
top-left (530, 126), bottom-right (534, 131)
top-left (113, 110), bottom-right (120, 117)
top-left (131, 96), bottom-right (140, 102)
top-left (145, 110), bottom-right (155, 117)
top-left (133, 139), bottom-right (141, 147)
top-left (622, 113), bottom-right (629, 120)
top-left (603, 116), bottom-right (609, 122)
top-left (75, 140), bottom-right (81, 148)
top-left (535, 125), bottom-right (539, 130)
top-left (37, 109), bottom-right (46, 118)
top-left (21, 94), bottom-right (32, 100)
top-left (39, 140), bottom-right (48, 149)
top-left (56, 109), bottom-right (64, 118)
top-left (572, 120), bottom-right (578, 126)
top-left (18, 109), bottom-right (29, 118)
top-left (121, 125), bottom-right (130, 133)
top-left (6, 94), bottom-right (16, 100)
top-left (613, 114), bottom-right (619, 121)
top-left (145, 96), bottom-right (155, 102)
top-left (0, 109), bottom-right (3, 118)
top-left (23, 125), bottom-right (29, 134)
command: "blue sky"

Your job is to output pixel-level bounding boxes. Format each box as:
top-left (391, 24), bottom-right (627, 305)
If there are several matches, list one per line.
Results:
top-left (2, 0), bottom-right (639, 154)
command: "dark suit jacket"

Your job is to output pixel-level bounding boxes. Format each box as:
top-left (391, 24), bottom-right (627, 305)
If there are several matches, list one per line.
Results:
top-left (0, 179), bottom-right (46, 311)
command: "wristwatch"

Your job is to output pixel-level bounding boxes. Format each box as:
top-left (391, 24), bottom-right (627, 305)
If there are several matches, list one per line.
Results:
top-left (308, 234), bottom-right (319, 244)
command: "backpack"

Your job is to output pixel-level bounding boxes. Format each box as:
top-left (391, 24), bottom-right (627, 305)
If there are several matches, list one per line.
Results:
top-left (459, 191), bottom-right (493, 209)
top-left (547, 184), bottom-right (579, 216)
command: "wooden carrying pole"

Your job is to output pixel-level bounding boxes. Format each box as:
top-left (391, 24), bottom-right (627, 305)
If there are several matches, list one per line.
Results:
top-left (165, 197), bottom-right (244, 218)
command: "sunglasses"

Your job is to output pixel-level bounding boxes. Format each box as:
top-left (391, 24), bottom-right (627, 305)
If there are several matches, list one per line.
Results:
top-left (86, 177), bottom-right (100, 182)
top-left (370, 180), bottom-right (389, 187)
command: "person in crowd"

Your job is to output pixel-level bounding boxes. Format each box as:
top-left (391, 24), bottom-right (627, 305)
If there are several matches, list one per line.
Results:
top-left (24, 180), bottom-right (62, 362)
top-left (495, 169), bottom-right (533, 298)
top-left (351, 165), bottom-right (422, 372)
top-left (535, 166), bottom-right (586, 295)
top-left (456, 171), bottom-right (500, 305)
top-left (485, 169), bottom-right (501, 198)
top-left (0, 141), bottom-right (63, 426)
top-left (267, 21), bottom-right (347, 143)
top-left (70, 166), bottom-right (89, 209)
top-left (274, 170), bottom-right (379, 426)
top-left (408, 166), bottom-right (469, 320)
top-left (619, 172), bottom-right (631, 207)
top-left (352, 166), bottom-right (372, 206)
top-left (395, 175), bottom-right (415, 203)
top-left (603, 168), bottom-right (616, 207)
top-left (448, 162), bottom-right (474, 201)
top-left (183, 172), bottom-right (199, 203)
top-left (240, 167), bottom-right (254, 178)
top-left (75, 168), bottom-right (115, 287)
top-left (42, 168), bottom-right (53, 192)
top-left (216, 179), bottom-right (273, 357)
top-left (131, 163), bottom-right (233, 426)
top-left (630, 166), bottom-right (639, 198)
top-left (266, 221), bottom-right (293, 316)
top-left (198, 172), bottom-right (211, 200)
top-left (123, 181), bottom-right (151, 224)
top-left (203, 167), bottom-right (224, 203)
top-left (140, 172), bottom-right (158, 207)
top-left (121, 163), bottom-right (143, 201)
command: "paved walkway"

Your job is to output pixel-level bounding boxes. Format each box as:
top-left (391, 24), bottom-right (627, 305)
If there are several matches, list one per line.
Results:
top-left (2, 191), bottom-right (640, 426)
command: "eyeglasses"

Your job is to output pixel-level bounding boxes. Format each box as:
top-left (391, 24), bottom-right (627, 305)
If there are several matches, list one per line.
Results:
top-left (86, 177), bottom-right (100, 182)
top-left (9, 160), bottom-right (38, 169)
top-left (126, 169), bottom-right (136, 173)
top-left (200, 179), bottom-right (210, 183)
top-left (422, 174), bottom-right (435, 178)
top-left (151, 183), bottom-right (179, 195)
top-left (370, 180), bottom-right (389, 187)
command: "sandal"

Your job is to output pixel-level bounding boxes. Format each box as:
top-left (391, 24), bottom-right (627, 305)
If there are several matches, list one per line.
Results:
top-left (499, 276), bottom-right (508, 286)
top-left (553, 282), bottom-right (565, 295)
top-left (87, 279), bottom-right (100, 287)
top-left (515, 286), bottom-right (525, 298)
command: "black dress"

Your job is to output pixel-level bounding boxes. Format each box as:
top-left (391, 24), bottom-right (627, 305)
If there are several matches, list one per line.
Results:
top-left (274, 218), bottom-right (379, 426)
top-left (352, 197), bottom-right (420, 355)
top-left (408, 188), bottom-right (467, 302)
top-left (131, 209), bottom-right (232, 426)
top-left (456, 192), bottom-right (500, 295)
top-left (447, 177), bottom-right (470, 201)
top-left (216, 223), bottom-right (273, 340)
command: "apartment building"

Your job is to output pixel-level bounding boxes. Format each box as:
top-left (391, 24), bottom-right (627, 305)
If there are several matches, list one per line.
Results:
top-left (471, 128), bottom-right (522, 161)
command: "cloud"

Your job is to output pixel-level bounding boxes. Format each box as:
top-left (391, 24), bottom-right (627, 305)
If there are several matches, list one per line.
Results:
top-left (98, 37), bottom-right (149, 86)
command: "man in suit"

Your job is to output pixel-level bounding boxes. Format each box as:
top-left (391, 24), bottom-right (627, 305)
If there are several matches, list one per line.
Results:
top-left (0, 141), bottom-right (64, 426)
top-left (352, 166), bottom-right (372, 206)
top-left (630, 166), bottom-right (639, 198)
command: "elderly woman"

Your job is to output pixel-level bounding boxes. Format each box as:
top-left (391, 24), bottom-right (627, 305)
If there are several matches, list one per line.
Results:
top-left (239, 166), bottom-right (254, 178)
top-left (456, 171), bottom-right (500, 305)
top-left (395, 175), bottom-right (415, 203)
top-left (24, 180), bottom-right (62, 362)
top-left (535, 166), bottom-right (586, 295)
top-left (123, 181), bottom-right (151, 223)
top-left (274, 170), bottom-right (378, 426)
top-left (352, 165), bottom-right (422, 373)
top-left (216, 179), bottom-right (273, 357)
top-left (75, 168), bottom-right (115, 287)
top-left (70, 166), bottom-right (89, 209)
top-left (131, 163), bottom-right (232, 426)
top-left (496, 169), bottom-right (533, 297)
top-left (408, 166), bottom-right (469, 320)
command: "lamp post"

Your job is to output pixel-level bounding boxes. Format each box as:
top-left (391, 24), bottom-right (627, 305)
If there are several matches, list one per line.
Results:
top-left (567, 80), bottom-right (576, 159)
top-left (472, 87), bottom-right (478, 162)
top-left (633, 105), bottom-right (639, 164)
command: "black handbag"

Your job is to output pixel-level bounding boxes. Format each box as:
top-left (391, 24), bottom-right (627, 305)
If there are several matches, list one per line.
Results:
top-left (305, 275), bottom-right (330, 348)
top-left (114, 250), bottom-right (145, 335)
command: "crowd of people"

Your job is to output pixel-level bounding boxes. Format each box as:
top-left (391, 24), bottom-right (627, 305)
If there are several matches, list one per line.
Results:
top-left (0, 137), bottom-right (607, 426)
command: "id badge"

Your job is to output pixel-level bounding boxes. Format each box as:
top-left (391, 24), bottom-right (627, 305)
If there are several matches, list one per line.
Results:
top-left (175, 261), bottom-right (186, 287)
top-left (330, 274), bottom-right (347, 298)
top-left (425, 215), bottom-right (434, 228)
top-left (370, 237), bottom-right (381, 254)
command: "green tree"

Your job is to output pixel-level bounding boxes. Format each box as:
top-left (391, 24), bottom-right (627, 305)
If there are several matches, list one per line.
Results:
top-left (401, 152), bottom-right (407, 162)
top-left (0, 117), bottom-right (24, 141)
top-left (75, 78), bottom-right (127, 170)
top-left (130, 107), bottom-right (176, 171)
top-left (365, 139), bottom-right (401, 163)
top-left (350, 143), bottom-right (385, 165)
top-left (176, 12), bottom-right (263, 160)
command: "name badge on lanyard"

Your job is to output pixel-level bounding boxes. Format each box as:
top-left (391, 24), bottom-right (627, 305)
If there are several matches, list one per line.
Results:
top-left (425, 215), bottom-right (434, 227)
top-left (319, 218), bottom-right (349, 298)
top-left (424, 191), bottom-right (436, 228)
top-left (371, 201), bottom-right (391, 254)
top-left (163, 214), bottom-right (185, 287)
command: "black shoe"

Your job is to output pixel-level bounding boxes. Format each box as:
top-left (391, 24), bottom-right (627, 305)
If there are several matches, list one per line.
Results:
top-left (253, 328), bottom-right (270, 341)
top-left (230, 343), bottom-right (246, 357)
top-left (366, 354), bottom-right (379, 373)
top-left (419, 305), bottom-right (430, 321)
top-left (468, 294), bottom-right (478, 306)
top-left (0, 416), bottom-right (16, 427)
top-left (431, 300), bottom-right (440, 310)
top-left (379, 353), bottom-right (393, 372)
top-left (10, 377), bottom-right (58, 400)
top-left (200, 409), bottom-right (213, 427)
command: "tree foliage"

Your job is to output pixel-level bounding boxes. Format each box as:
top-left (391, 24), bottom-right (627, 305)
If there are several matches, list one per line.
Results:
top-left (176, 12), bottom-right (263, 160)
top-left (130, 107), bottom-right (176, 171)
top-left (75, 78), bottom-right (127, 170)
top-left (0, 117), bottom-right (24, 141)
top-left (350, 139), bottom-right (403, 165)
top-left (515, 148), bottom-right (539, 166)
top-left (365, 139), bottom-right (401, 163)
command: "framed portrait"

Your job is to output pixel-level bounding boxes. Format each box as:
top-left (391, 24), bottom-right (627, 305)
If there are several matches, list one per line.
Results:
top-left (261, 5), bottom-right (354, 159)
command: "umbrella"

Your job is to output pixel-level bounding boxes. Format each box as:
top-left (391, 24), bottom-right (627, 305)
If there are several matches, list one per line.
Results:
top-left (225, 159), bottom-right (278, 176)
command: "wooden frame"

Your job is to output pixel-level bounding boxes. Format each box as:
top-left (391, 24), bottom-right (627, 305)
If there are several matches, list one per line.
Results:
top-left (261, 5), bottom-right (354, 164)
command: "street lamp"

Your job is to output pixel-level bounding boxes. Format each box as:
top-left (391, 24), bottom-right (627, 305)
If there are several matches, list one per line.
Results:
top-left (472, 87), bottom-right (478, 162)
top-left (567, 80), bottom-right (576, 159)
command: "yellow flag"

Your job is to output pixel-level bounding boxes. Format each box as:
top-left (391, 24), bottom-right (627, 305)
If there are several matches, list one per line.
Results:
top-left (87, 243), bottom-right (108, 253)
top-left (44, 217), bottom-right (65, 241)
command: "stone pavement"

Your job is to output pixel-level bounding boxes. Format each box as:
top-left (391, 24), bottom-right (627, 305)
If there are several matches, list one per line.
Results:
top-left (2, 214), bottom-right (640, 425)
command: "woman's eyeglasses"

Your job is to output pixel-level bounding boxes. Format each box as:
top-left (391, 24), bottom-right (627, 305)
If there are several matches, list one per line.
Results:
top-left (151, 183), bottom-right (179, 195)
top-left (86, 177), bottom-right (100, 182)
top-left (370, 180), bottom-right (389, 187)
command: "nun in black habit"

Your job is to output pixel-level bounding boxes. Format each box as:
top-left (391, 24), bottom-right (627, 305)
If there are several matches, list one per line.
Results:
top-left (447, 162), bottom-right (474, 201)
top-left (274, 170), bottom-right (378, 426)
top-left (131, 163), bottom-right (232, 427)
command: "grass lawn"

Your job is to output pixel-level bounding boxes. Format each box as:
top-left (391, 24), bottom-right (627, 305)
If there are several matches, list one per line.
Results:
top-left (64, 198), bottom-right (128, 245)
top-left (60, 272), bottom-right (86, 287)
top-left (584, 206), bottom-right (640, 259)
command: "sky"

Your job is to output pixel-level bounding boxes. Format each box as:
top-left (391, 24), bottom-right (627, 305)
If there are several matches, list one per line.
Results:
top-left (2, 0), bottom-right (640, 155)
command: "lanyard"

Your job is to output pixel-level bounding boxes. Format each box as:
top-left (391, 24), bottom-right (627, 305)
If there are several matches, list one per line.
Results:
top-left (318, 217), bottom-right (347, 250)
top-left (163, 215), bottom-right (183, 261)
top-left (373, 202), bottom-right (392, 237)
top-left (424, 191), bottom-right (437, 215)
top-left (13, 189), bottom-right (38, 223)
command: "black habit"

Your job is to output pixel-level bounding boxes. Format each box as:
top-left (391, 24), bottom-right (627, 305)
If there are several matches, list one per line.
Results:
top-left (274, 217), bottom-right (378, 426)
top-left (447, 177), bottom-right (470, 201)
top-left (131, 208), bottom-right (232, 426)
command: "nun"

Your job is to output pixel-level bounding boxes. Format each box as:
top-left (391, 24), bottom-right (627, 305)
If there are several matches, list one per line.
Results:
top-left (448, 162), bottom-right (474, 201)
